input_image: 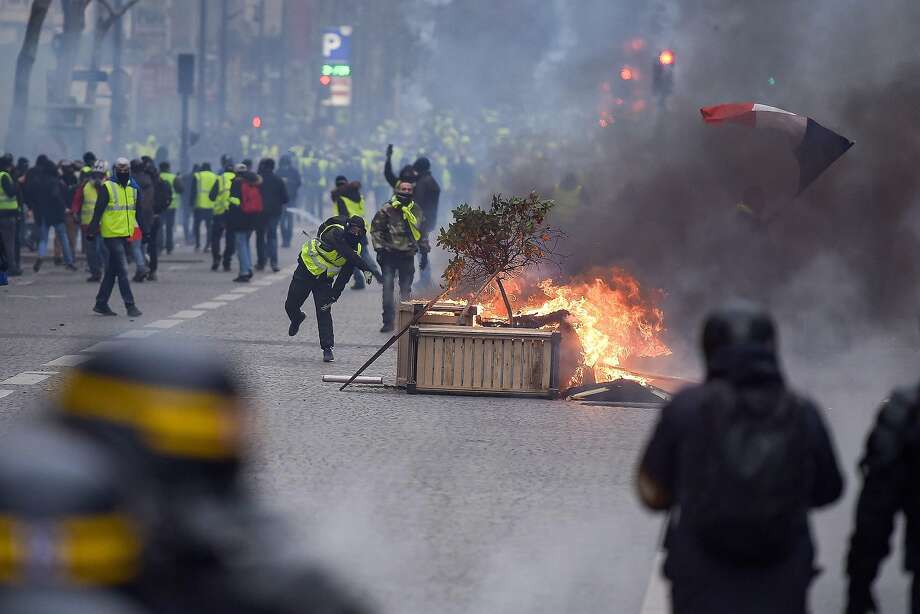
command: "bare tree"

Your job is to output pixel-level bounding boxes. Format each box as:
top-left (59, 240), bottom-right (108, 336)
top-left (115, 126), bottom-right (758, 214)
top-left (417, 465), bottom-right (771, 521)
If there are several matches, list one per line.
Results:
top-left (6, 0), bottom-right (54, 151)
top-left (84, 0), bottom-right (143, 106)
top-left (52, 0), bottom-right (94, 104)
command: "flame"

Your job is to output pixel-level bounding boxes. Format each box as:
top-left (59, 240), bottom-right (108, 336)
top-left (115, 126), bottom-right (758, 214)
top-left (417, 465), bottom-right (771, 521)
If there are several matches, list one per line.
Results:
top-left (476, 270), bottom-right (671, 387)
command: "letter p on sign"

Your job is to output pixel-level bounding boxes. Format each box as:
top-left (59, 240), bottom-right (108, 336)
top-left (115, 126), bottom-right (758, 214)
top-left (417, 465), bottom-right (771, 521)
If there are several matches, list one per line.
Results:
top-left (323, 33), bottom-right (342, 58)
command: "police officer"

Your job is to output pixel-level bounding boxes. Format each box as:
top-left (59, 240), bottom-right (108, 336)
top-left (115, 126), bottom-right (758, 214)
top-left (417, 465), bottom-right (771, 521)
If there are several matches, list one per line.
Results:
top-left (846, 385), bottom-right (920, 613)
top-left (208, 160), bottom-right (236, 271)
top-left (286, 215), bottom-right (380, 363)
top-left (88, 158), bottom-right (142, 318)
top-left (330, 175), bottom-right (381, 290)
top-left (191, 162), bottom-right (218, 251)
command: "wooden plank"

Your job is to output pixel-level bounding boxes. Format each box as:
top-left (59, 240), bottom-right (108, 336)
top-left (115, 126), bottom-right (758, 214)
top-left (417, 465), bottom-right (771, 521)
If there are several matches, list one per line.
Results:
top-left (463, 338), bottom-right (475, 389)
top-left (453, 336), bottom-right (465, 388)
top-left (510, 339), bottom-right (521, 390)
top-left (521, 339), bottom-right (532, 390)
top-left (415, 336), bottom-right (426, 386)
top-left (415, 325), bottom-right (555, 338)
top-left (541, 339), bottom-right (552, 389)
top-left (481, 339), bottom-right (494, 389)
top-left (501, 339), bottom-right (513, 390)
top-left (532, 339), bottom-right (544, 391)
top-left (432, 336), bottom-right (444, 387)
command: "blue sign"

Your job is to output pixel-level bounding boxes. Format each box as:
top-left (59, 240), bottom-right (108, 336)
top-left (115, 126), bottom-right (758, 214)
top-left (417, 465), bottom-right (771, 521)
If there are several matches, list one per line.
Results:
top-left (322, 26), bottom-right (352, 62)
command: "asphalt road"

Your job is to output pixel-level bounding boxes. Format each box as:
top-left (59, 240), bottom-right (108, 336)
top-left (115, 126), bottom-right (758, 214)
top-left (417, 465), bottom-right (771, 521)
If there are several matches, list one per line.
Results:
top-left (1, 235), bottom-right (917, 613)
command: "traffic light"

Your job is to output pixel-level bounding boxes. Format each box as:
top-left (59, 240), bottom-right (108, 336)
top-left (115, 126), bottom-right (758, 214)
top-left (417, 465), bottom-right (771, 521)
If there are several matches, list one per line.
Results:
top-left (251, 115), bottom-right (262, 129)
top-left (319, 75), bottom-right (332, 87)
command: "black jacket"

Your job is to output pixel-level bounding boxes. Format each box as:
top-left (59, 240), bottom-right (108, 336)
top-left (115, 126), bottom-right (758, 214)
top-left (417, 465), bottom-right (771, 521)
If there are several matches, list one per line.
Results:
top-left (277, 164), bottom-right (302, 201)
top-left (639, 355), bottom-right (843, 614)
top-left (28, 167), bottom-right (68, 226)
top-left (227, 173), bottom-right (262, 232)
top-left (413, 171), bottom-right (440, 235)
top-left (258, 170), bottom-right (289, 218)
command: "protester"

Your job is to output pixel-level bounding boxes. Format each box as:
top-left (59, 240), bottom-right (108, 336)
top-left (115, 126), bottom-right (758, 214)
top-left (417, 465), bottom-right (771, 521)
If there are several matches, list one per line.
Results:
top-left (256, 158), bottom-right (289, 273)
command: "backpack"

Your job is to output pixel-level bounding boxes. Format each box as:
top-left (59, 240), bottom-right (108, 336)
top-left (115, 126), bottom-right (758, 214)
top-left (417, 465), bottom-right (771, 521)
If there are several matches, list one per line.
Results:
top-left (240, 182), bottom-right (263, 215)
top-left (680, 382), bottom-right (809, 566)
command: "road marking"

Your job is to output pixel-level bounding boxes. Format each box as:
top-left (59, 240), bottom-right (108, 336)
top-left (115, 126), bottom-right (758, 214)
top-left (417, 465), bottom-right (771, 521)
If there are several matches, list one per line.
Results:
top-left (232, 287), bottom-right (260, 294)
top-left (1, 372), bottom-right (58, 385)
top-left (117, 329), bottom-right (160, 339)
top-left (193, 302), bottom-right (226, 309)
top-left (145, 319), bottom-right (184, 329)
top-left (6, 294), bottom-right (67, 299)
top-left (252, 280), bottom-right (274, 286)
top-left (639, 553), bottom-right (668, 614)
top-left (213, 294), bottom-right (243, 301)
top-left (168, 265), bottom-right (190, 271)
top-left (0, 390), bottom-right (13, 399)
top-left (82, 341), bottom-right (127, 353)
top-left (43, 355), bottom-right (92, 367)
top-left (171, 310), bottom-right (206, 319)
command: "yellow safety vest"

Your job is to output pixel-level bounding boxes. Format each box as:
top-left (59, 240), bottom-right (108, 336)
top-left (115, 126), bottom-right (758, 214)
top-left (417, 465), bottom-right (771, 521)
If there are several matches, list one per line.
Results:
top-left (101, 180), bottom-right (138, 239)
top-left (80, 181), bottom-right (99, 226)
top-left (0, 171), bottom-right (16, 211)
top-left (338, 195), bottom-right (365, 220)
top-left (390, 197), bottom-right (422, 242)
top-left (214, 171), bottom-right (235, 215)
top-left (160, 172), bottom-right (178, 210)
top-left (194, 171), bottom-right (218, 209)
top-left (299, 224), bottom-right (362, 279)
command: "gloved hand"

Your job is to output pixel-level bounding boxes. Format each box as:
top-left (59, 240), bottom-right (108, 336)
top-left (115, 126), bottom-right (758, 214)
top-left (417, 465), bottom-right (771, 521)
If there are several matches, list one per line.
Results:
top-left (386, 144), bottom-right (393, 158)
top-left (86, 224), bottom-right (99, 241)
top-left (363, 270), bottom-right (373, 285)
top-left (845, 580), bottom-right (878, 614)
top-left (419, 251), bottom-right (429, 271)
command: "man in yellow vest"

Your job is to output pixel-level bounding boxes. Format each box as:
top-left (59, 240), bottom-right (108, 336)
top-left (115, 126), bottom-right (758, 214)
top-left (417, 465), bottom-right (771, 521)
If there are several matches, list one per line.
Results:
top-left (158, 161), bottom-right (181, 255)
top-left (371, 180), bottom-right (426, 332)
top-left (191, 162), bottom-right (218, 251)
top-left (72, 159), bottom-right (108, 282)
top-left (285, 215), bottom-right (381, 363)
top-left (87, 158), bottom-right (142, 317)
top-left (207, 160), bottom-right (236, 271)
top-left (330, 175), bottom-right (381, 290)
top-left (0, 154), bottom-right (20, 279)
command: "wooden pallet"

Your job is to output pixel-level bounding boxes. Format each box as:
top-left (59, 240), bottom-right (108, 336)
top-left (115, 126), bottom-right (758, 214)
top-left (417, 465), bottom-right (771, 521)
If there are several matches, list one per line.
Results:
top-left (406, 325), bottom-right (560, 398)
top-left (396, 302), bottom-right (477, 387)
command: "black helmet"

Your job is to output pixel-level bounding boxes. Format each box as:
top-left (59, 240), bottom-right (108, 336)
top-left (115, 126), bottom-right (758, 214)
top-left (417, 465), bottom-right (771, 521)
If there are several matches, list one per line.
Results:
top-left (54, 342), bottom-right (247, 493)
top-left (701, 300), bottom-right (779, 380)
top-left (0, 426), bottom-right (144, 590)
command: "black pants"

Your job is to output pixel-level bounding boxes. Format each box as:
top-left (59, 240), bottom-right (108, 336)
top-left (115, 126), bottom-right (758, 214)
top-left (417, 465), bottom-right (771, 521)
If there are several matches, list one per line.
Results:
top-left (284, 262), bottom-right (335, 349)
top-left (210, 213), bottom-right (235, 268)
top-left (379, 251), bottom-right (415, 325)
top-left (0, 218), bottom-right (17, 274)
top-left (280, 208), bottom-right (293, 247)
top-left (146, 218), bottom-right (160, 273)
top-left (255, 221), bottom-right (267, 268)
top-left (192, 208), bottom-right (213, 250)
top-left (96, 237), bottom-right (135, 307)
top-left (163, 208), bottom-right (176, 253)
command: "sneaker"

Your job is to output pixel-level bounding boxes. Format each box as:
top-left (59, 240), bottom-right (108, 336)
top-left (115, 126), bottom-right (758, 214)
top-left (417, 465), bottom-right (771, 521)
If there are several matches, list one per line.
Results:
top-left (65, 263), bottom-right (77, 272)
top-left (33, 258), bottom-right (42, 272)
top-left (232, 275), bottom-right (250, 283)
top-left (288, 311), bottom-right (306, 337)
top-left (86, 274), bottom-right (101, 282)
top-left (93, 304), bottom-right (117, 316)
top-left (125, 304), bottom-right (142, 318)
top-left (132, 272), bottom-right (146, 283)
top-left (146, 271), bottom-right (157, 282)
top-left (255, 263), bottom-right (265, 272)
top-left (211, 261), bottom-right (219, 271)
top-left (322, 348), bottom-right (335, 363)
top-left (223, 263), bottom-right (231, 272)
top-left (271, 265), bottom-right (280, 273)
top-left (380, 323), bottom-right (395, 333)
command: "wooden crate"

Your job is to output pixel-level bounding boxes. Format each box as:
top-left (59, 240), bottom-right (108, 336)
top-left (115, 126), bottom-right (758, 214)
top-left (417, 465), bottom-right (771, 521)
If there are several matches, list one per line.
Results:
top-left (406, 325), bottom-right (561, 398)
top-left (395, 302), bottom-right (477, 387)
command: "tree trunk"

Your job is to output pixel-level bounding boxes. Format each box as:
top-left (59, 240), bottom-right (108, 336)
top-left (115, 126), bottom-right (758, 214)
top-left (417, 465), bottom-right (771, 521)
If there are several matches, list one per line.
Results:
top-left (53, 0), bottom-right (92, 104)
top-left (6, 0), bottom-right (54, 151)
top-left (496, 277), bottom-right (515, 327)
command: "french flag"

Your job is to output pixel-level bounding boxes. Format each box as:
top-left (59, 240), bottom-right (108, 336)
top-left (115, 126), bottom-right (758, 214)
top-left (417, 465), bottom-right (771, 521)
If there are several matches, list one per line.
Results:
top-left (701, 102), bottom-right (854, 194)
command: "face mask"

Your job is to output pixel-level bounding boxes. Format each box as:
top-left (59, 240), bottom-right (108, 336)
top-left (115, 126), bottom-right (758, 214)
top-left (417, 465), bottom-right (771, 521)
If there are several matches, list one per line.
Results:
top-left (116, 171), bottom-right (130, 183)
top-left (396, 194), bottom-right (411, 204)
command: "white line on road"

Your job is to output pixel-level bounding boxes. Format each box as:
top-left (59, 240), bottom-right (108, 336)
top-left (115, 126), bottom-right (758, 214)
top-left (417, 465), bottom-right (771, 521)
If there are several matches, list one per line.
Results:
top-left (43, 355), bottom-right (92, 367)
top-left (231, 287), bottom-right (260, 294)
top-left (168, 265), bottom-right (190, 271)
top-left (0, 390), bottom-right (13, 399)
top-left (145, 319), bottom-right (184, 329)
top-left (117, 329), bottom-right (160, 339)
top-left (252, 280), bottom-right (274, 286)
top-left (82, 341), bottom-right (127, 353)
top-left (639, 553), bottom-right (668, 614)
top-left (193, 302), bottom-right (226, 309)
top-left (1, 372), bottom-right (58, 385)
top-left (170, 310), bottom-right (206, 319)
top-left (212, 294), bottom-right (244, 301)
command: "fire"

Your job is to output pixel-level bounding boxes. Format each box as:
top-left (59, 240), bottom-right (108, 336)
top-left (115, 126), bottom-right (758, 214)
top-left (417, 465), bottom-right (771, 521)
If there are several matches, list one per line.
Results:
top-left (477, 269), bottom-right (671, 387)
